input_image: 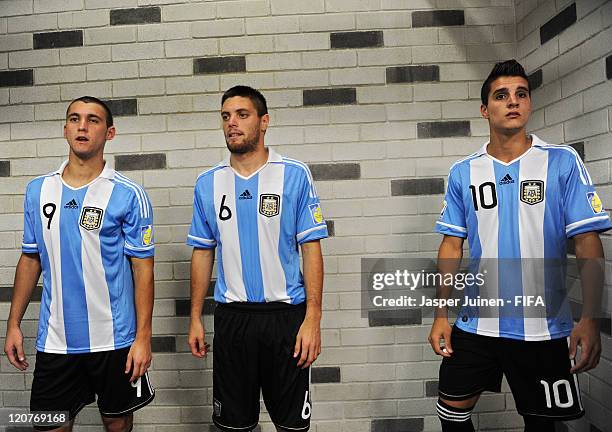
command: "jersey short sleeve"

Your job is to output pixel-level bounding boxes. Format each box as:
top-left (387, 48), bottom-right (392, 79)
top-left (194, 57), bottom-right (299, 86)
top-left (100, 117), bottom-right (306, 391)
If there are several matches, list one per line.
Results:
top-left (187, 179), bottom-right (216, 249)
top-left (436, 166), bottom-right (468, 238)
top-left (122, 189), bottom-right (155, 258)
top-left (563, 152), bottom-right (612, 238)
top-left (295, 168), bottom-right (328, 244)
top-left (22, 183), bottom-right (38, 254)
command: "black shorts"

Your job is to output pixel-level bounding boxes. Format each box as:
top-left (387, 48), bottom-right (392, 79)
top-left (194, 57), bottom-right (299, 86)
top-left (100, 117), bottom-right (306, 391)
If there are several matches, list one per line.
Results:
top-left (30, 346), bottom-right (155, 430)
top-left (212, 302), bottom-right (311, 432)
top-left (439, 326), bottom-right (584, 420)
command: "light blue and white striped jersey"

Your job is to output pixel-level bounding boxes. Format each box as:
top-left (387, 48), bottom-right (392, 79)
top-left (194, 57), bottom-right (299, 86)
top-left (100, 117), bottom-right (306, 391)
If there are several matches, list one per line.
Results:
top-left (22, 161), bottom-right (154, 354)
top-left (436, 135), bottom-right (611, 341)
top-left (187, 148), bottom-right (328, 304)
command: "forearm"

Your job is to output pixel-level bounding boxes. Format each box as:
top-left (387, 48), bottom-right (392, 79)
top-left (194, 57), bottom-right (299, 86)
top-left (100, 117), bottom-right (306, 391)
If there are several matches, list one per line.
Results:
top-left (574, 232), bottom-right (605, 321)
top-left (435, 237), bottom-right (464, 319)
top-left (190, 248), bottom-right (214, 320)
top-left (8, 253), bottom-right (41, 328)
top-left (301, 241), bottom-right (323, 319)
top-left (131, 257), bottom-right (154, 339)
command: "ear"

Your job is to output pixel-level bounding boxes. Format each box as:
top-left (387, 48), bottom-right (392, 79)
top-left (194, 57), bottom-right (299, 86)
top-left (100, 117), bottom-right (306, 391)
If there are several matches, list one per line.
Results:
top-left (480, 104), bottom-right (489, 120)
top-left (106, 126), bottom-right (116, 141)
top-left (260, 113), bottom-right (270, 133)
top-left (63, 124), bottom-right (67, 139)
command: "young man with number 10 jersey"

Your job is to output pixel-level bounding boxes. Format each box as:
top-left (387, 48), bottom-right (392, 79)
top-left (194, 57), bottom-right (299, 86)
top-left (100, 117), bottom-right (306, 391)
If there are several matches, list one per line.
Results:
top-left (430, 60), bottom-right (611, 432)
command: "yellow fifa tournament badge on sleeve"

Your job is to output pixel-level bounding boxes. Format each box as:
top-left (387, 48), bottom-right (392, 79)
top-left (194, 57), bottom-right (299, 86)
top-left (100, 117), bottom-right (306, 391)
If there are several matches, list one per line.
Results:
top-left (141, 225), bottom-right (153, 246)
top-left (309, 203), bottom-right (324, 224)
top-left (587, 192), bottom-right (604, 214)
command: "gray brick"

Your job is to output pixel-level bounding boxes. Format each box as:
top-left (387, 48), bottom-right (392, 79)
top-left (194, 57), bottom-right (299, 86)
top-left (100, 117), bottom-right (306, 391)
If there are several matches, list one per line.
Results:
top-left (368, 309), bottom-right (422, 326)
top-left (303, 88), bottom-right (356, 106)
top-left (0, 70), bottom-right (33, 88)
top-left (412, 10), bottom-right (464, 28)
top-left (391, 178), bottom-right (444, 196)
top-left (0, 286), bottom-right (42, 302)
top-left (175, 298), bottom-right (216, 316)
top-left (425, 380), bottom-right (438, 397)
top-left (104, 98), bottom-right (138, 117)
top-left (194, 56), bottom-right (246, 75)
top-left (330, 31), bottom-right (384, 49)
top-left (33, 30), bottom-right (83, 49)
top-left (326, 220), bottom-right (335, 237)
top-left (607, 54), bottom-right (612, 80)
top-left (569, 141), bottom-right (584, 161)
top-left (386, 65), bottom-right (439, 84)
top-left (151, 336), bottom-right (176, 353)
top-left (0, 161), bottom-right (9, 177)
top-left (114, 153), bottom-right (166, 171)
top-left (540, 3), bottom-right (577, 45)
top-left (417, 121), bottom-right (470, 138)
top-left (527, 69), bottom-right (543, 91)
top-left (110, 7), bottom-right (161, 26)
top-left (312, 366), bottom-right (341, 383)
top-left (309, 163), bottom-right (360, 181)
top-left (371, 418), bottom-right (424, 432)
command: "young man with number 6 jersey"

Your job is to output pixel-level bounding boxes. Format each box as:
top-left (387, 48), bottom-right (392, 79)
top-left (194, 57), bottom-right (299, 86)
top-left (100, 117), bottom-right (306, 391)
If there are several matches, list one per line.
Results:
top-left (4, 96), bottom-right (155, 432)
top-left (429, 60), bottom-right (611, 432)
top-left (187, 86), bottom-right (327, 431)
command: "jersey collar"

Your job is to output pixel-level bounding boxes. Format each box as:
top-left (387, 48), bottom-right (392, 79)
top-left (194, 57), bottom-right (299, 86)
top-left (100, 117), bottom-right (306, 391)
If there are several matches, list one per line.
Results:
top-left (53, 160), bottom-right (115, 180)
top-left (477, 134), bottom-right (544, 166)
top-left (220, 147), bottom-right (282, 168)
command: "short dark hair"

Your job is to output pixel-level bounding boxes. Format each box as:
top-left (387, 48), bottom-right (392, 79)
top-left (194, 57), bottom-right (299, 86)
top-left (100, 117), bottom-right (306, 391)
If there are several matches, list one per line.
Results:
top-left (221, 85), bottom-right (268, 116)
top-left (480, 60), bottom-right (530, 106)
top-left (66, 96), bottom-right (113, 127)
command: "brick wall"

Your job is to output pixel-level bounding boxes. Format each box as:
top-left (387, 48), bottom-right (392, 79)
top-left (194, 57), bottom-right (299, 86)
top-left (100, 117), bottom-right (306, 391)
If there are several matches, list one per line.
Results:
top-left (0, 0), bottom-right (609, 431)
top-left (515, 1), bottom-right (612, 432)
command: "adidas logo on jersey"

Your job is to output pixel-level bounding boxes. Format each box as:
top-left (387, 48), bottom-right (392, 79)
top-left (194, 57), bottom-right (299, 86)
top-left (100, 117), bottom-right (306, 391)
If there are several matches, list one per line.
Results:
top-left (499, 174), bottom-right (514, 185)
top-left (64, 199), bottom-right (79, 209)
top-left (239, 190), bottom-right (253, 200)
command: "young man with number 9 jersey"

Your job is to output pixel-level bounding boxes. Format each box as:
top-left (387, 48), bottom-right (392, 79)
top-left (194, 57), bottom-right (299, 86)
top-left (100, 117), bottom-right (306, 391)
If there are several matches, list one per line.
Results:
top-left (4, 97), bottom-right (155, 432)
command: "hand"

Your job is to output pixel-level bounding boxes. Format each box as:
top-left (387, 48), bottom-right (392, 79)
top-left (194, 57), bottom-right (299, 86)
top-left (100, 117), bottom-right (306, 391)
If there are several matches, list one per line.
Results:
top-left (569, 318), bottom-right (601, 373)
top-left (125, 335), bottom-right (152, 383)
top-left (4, 325), bottom-right (28, 371)
top-left (188, 318), bottom-right (209, 359)
top-left (429, 318), bottom-right (453, 357)
top-left (294, 315), bottom-right (321, 368)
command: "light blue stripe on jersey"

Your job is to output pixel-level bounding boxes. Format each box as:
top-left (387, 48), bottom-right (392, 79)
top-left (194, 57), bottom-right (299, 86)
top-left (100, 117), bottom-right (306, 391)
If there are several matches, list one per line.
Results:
top-left (203, 172), bottom-right (228, 303)
top-left (281, 166), bottom-right (305, 304)
top-left (59, 186), bottom-right (90, 350)
top-left (29, 179), bottom-right (53, 350)
top-left (235, 176), bottom-right (265, 302)
top-left (495, 162), bottom-right (524, 337)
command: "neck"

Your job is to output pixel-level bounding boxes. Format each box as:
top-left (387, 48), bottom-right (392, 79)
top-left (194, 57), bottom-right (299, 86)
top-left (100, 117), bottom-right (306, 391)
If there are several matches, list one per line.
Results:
top-left (62, 153), bottom-right (106, 188)
top-left (230, 144), bottom-right (268, 177)
top-left (487, 128), bottom-right (531, 163)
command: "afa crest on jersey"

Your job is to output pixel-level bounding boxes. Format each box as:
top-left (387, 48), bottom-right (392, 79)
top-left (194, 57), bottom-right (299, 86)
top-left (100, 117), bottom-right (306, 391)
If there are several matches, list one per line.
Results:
top-left (141, 225), bottom-right (153, 246)
top-left (587, 192), bottom-right (604, 214)
top-left (309, 203), bottom-right (324, 224)
top-left (80, 207), bottom-right (103, 230)
top-left (520, 180), bottom-right (544, 205)
top-left (259, 194), bottom-right (280, 217)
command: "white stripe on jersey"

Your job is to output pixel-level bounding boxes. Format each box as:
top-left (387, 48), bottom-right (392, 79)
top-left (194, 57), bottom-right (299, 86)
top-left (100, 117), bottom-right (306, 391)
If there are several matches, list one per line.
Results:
top-left (214, 168), bottom-right (248, 301)
top-left (566, 215), bottom-right (610, 234)
top-left (283, 158), bottom-right (316, 198)
top-left (257, 163), bottom-right (287, 301)
top-left (519, 147), bottom-right (550, 340)
top-left (41, 176), bottom-right (67, 353)
top-left (435, 221), bottom-right (467, 233)
top-left (470, 156), bottom-right (500, 336)
top-left (80, 178), bottom-right (116, 350)
top-left (114, 173), bottom-right (148, 218)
